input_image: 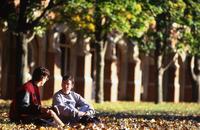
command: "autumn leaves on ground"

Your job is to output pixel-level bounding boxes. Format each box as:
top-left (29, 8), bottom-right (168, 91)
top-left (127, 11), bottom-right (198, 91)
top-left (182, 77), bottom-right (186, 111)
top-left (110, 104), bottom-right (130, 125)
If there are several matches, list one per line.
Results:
top-left (0, 100), bottom-right (199, 130)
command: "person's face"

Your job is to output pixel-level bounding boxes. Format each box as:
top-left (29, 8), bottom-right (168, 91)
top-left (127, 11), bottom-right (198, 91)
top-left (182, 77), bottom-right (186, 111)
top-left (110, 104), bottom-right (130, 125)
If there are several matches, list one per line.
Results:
top-left (38, 76), bottom-right (49, 87)
top-left (62, 80), bottom-right (73, 94)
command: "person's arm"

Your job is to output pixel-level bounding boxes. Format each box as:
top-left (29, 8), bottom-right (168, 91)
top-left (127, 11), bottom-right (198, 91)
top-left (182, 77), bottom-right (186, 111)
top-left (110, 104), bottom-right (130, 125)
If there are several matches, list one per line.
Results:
top-left (16, 90), bottom-right (41, 115)
top-left (52, 94), bottom-right (80, 118)
top-left (74, 93), bottom-right (95, 116)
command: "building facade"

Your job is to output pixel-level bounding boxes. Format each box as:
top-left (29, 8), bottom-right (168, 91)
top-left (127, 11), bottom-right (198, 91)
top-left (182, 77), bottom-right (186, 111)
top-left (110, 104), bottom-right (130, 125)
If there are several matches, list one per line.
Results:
top-left (0, 27), bottom-right (195, 103)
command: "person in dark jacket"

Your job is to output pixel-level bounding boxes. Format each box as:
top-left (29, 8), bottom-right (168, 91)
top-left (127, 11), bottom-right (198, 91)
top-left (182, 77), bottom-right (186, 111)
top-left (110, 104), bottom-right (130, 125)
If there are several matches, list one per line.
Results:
top-left (9, 67), bottom-right (64, 126)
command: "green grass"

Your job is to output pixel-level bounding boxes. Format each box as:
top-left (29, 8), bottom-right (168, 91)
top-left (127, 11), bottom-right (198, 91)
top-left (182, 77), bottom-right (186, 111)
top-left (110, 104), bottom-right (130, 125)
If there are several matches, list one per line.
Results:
top-left (1, 100), bottom-right (200, 116)
top-left (92, 101), bottom-right (200, 115)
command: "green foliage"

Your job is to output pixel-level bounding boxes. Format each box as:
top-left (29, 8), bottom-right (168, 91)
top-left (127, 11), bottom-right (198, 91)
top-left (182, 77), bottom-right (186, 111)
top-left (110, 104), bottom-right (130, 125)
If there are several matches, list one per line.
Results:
top-left (137, 0), bottom-right (189, 55)
top-left (178, 0), bottom-right (200, 56)
top-left (0, 0), bottom-right (199, 55)
top-left (53, 0), bottom-right (155, 39)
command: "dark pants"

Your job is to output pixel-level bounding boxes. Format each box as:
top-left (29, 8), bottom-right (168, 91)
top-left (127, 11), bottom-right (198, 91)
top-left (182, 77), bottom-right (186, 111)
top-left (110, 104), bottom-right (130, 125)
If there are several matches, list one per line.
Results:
top-left (12, 114), bottom-right (56, 126)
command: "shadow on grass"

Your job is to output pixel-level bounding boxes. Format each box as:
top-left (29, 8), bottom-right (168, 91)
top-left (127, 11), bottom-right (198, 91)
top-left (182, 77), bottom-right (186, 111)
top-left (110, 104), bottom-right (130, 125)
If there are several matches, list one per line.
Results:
top-left (96, 112), bottom-right (200, 122)
top-left (0, 104), bottom-right (199, 125)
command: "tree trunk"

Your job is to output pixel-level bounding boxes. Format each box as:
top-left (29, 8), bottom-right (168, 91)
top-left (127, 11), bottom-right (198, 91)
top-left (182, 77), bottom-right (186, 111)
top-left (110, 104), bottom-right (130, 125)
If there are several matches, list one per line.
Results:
top-left (95, 41), bottom-right (106, 103)
top-left (16, 33), bottom-right (29, 87)
top-left (174, 58), bottom-right (180, 103)
top-left (133, 45), bottom-right (141, 102)
top-left (156, 54), bottom-right (164, 103)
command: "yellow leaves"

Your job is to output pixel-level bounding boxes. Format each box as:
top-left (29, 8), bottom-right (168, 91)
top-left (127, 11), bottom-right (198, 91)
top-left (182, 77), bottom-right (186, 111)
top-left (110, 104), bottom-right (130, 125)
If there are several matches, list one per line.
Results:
top-left (149, 19), bottom-right (156, 30)
top-left (134, 3), bottom-right (142, 13)
top-left (185, 14), bottom-right (193, 20)
top-left (78, 22), bottom-right (95, 32)
top-left (72, 15), bottom-right (81, 22)
top-left (39, 126), bottom-right (46, 130)
top-left (126, 12), bottom-right (132, 20)
top-left (72, 15), bottom-right (94, 23)
top-left (168, 1), bottom-right (186, 12)
top-left (87, 23), bottom-right (95, 32)
top-left (1, 100), bottom-right (200, 129)
top-left (85, 15), bottom-right (93, 22)
top-left (71, 14), bottom-right (95, 32)
top-left (78, 22), bottom-right (86, 28)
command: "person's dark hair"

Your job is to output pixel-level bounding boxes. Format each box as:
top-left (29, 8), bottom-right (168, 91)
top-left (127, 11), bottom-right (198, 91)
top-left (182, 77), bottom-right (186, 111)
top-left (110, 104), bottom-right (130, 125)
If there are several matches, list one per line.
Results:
top-left (32, 67), bottom-right (50, 81)
top-left (62, 74), bottom-right (74, 84)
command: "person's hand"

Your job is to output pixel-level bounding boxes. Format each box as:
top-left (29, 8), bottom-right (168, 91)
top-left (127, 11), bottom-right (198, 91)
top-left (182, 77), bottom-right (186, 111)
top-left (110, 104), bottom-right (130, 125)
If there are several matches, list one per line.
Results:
top-left (41, 108), bottom-right (56, 117)
top-left (40, 107), bottom-right (49, 114)
top-left (78, 111), bottom-right (86, 116)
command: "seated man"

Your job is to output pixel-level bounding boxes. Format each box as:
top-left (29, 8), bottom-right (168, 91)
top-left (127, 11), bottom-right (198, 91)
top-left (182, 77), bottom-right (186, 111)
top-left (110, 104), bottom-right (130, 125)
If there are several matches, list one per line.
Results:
top-left (52, 74), bottom-right (100, 124)
top-left (9, 67), bottom-right (64, 127)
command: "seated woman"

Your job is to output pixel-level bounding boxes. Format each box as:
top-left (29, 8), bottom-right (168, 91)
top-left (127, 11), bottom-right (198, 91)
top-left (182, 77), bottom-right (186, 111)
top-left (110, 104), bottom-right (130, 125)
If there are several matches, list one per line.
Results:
top-left (52, 74), bottom-right (100, 125)
top-left (9, 67), bottom-right (64, 126)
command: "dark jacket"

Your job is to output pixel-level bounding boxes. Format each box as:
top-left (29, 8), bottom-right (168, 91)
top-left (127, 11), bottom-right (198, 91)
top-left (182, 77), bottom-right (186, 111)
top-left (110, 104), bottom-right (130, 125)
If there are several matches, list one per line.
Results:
top-left (9, 80), bottom-right (42, 122)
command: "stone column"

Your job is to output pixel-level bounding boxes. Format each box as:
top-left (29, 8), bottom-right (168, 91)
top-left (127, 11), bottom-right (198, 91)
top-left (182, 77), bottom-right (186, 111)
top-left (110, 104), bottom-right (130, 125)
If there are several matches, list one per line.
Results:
top-left (75, 38), bottom-right (93, 101)
top-left (104, 43), bottom-right (118, 101)
top-left (179, 53), bottom-right (187, 101)
top-left (141, 55), bottom-right (149, 101)
top-left (117, 44), bottom-right (128, 100)
top-left (127, 44), bottom-right (142, 102)
top-left (43, 31), bottom-right (62, 99)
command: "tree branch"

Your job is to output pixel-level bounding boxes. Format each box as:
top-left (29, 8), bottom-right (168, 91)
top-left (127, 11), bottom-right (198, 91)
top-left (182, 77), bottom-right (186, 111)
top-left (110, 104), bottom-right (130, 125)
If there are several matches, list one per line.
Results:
top-left (26, 32), bottom-right (36, 43)
top-left (162, 53), bottom-right (178, 72)
top-left (29, 0), bottom-right (65, 28)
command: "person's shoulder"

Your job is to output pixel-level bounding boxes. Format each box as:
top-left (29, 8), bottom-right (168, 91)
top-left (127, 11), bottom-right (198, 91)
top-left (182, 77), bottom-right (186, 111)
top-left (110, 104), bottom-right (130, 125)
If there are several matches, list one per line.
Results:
top-left (70, 91), bottom-right (79, 95)
top-left (22, 81), bottom-right (34, 90)
top-left (53, 90), bottom-right (63, 96)
top-left (70, 91), bottom-right (81, 98)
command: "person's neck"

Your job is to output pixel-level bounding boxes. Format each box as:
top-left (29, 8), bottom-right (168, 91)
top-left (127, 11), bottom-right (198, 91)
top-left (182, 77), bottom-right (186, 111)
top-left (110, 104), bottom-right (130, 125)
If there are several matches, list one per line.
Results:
top-left (62, 90), bottom-right (70, 95)
top-left (33, 81), bottom-right (40, 87)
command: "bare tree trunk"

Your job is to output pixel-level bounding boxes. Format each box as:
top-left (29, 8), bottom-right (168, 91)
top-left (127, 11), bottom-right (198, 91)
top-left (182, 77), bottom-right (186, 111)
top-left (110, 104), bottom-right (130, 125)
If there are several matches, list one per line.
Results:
top-left (133, 45), bottom-right (142, 102)
top-left (155, 54), bottom-right (164, 103)
top-left (174, 56), bottom-right (180, 103)
top-left (155, 52), bottom-right (179, 103)
top-left (95, 41), bottom-right (107, 103)
top-left (16, 34), bottom-right (27, 87)
top-left (16, 33), bottom-right (34, 87)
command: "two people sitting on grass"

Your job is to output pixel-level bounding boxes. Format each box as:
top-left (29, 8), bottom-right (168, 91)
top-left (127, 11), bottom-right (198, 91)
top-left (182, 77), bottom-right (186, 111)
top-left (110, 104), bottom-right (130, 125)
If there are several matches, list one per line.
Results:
top-left (9, 67), bottom-right (64, 126)
top-left (9, 67), bottom-right (100, 126)
top-left (52, 74), bottom-right (100, 125)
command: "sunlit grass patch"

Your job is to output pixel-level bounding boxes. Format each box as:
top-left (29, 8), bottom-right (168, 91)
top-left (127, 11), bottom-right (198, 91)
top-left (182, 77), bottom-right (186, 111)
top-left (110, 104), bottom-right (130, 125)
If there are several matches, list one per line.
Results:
top-left (93, 101), bottom-right (200, 115)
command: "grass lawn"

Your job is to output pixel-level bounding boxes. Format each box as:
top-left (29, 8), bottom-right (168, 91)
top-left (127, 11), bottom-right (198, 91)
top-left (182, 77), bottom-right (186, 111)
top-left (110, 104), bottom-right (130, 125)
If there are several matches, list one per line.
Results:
top-left (0, 100), bottom-right (199, 129)
top-left (93, 101), bottom-right (200, 115)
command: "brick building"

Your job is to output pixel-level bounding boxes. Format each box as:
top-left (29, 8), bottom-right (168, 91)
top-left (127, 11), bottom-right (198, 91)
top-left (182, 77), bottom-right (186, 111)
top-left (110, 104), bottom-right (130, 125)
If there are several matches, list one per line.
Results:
top-left (0, 26), bottom-right (195, 102)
